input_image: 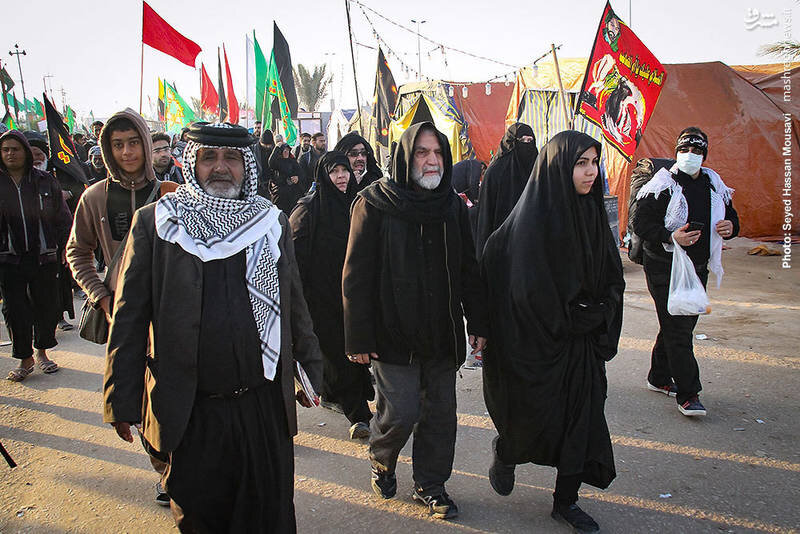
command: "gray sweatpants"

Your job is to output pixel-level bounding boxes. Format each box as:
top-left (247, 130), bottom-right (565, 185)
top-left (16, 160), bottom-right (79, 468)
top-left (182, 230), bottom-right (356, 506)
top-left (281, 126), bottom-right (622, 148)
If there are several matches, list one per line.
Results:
top-left (369, 357), bottom-right (457, 496)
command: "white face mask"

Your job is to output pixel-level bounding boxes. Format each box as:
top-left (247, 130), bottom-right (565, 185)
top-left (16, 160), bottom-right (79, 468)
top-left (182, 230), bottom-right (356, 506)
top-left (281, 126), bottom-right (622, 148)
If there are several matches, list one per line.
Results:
top-left (676, 151), bottom-right (703, 176)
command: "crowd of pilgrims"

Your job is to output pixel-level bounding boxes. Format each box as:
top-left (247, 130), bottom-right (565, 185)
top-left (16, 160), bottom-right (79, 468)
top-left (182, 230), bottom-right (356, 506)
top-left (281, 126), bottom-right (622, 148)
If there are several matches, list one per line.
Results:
top-left (0, 110), bottom-right (737, 533)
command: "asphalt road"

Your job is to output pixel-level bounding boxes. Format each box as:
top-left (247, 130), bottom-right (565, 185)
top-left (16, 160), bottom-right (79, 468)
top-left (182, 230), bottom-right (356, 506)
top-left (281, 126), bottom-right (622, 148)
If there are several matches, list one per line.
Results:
top-left (1, 238), bottom-right (798, 533)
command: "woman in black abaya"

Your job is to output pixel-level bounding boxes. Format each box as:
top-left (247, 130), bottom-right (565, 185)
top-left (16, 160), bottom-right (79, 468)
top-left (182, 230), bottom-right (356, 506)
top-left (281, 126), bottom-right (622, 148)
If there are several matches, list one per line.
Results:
top-left (481, 130), bottom-right (624, 533)
top-left (268, 143), bottom-right (308, 213)
top-left (289, 152), bottom-right (374, 439)
top-left (474, 123), bottom-right (538, 257)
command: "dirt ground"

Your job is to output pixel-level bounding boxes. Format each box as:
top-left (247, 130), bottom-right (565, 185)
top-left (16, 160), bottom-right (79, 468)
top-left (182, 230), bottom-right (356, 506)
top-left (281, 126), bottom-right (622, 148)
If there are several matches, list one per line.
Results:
top-left (1, 237), bottom-right (798, 533)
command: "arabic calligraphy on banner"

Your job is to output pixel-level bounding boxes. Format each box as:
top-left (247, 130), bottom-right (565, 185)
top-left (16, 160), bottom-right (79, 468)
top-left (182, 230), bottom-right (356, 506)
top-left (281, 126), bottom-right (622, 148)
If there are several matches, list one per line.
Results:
top-left (576, 1), bottom-right (667, 161)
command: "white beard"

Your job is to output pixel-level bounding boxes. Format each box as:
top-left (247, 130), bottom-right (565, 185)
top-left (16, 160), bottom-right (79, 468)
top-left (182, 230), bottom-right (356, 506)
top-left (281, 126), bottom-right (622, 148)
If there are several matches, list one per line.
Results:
top-left (411, 167), bottom-right (443, 190)
top-left (34, 159), bottom-right (48, 171)
top-left (202, 181), bottom-right (242, 199)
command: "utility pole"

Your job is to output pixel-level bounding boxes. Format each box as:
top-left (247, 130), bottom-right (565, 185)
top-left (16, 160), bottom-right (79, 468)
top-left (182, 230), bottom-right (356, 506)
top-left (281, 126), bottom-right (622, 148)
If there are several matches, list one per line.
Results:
top-left (43, 74), bottom-right (54, 100)
top-left (410, 19), bottom-right (426, 79)
top-left (60, 87), bottom-right (67, 113)
top-left (8, 44), bottom-right (28, 125)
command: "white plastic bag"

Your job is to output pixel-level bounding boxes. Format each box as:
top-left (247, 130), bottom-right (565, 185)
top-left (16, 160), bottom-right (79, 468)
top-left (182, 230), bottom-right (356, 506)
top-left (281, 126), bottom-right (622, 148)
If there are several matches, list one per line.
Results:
top-left (667, 241), bottom-right (710, 316)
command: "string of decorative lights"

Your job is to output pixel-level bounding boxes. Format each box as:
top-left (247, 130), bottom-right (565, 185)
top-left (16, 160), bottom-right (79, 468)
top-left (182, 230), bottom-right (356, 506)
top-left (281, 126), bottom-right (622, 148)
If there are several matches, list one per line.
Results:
top-left (352, 0), bottom-right (521, 69)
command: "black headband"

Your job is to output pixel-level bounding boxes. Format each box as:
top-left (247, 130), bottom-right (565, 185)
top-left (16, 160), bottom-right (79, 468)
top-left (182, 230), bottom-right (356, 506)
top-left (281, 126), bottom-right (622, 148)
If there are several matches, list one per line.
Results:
top-left (676, 133), bottom-right (708, 152)
top-left (186, 122), bottom-right (254, 147)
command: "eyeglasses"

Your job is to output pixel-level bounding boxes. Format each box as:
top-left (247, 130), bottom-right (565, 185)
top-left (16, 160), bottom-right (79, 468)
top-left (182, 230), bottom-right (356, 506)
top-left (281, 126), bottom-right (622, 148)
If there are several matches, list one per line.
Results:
top-left (347, 150), bottom-right (368, 158)
top-left (153, 147), bottom-right (171, 153)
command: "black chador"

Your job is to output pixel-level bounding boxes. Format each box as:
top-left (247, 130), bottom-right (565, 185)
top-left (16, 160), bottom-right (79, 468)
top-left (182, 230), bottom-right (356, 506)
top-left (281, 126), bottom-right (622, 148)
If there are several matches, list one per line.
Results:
top-left (474, 123), bottom-right (538, 257)
top-left (481, 131), bottom-right (624, 508)
top-left (290, 152), bottom-right (374, 428)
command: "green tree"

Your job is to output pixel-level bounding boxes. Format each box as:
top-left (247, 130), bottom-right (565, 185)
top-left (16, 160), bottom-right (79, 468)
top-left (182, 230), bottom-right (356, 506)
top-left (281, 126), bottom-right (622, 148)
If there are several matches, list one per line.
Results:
top-left (293, 64), bottom-right (332, 112)
top-left (758, 40), bottom-right (800, 61)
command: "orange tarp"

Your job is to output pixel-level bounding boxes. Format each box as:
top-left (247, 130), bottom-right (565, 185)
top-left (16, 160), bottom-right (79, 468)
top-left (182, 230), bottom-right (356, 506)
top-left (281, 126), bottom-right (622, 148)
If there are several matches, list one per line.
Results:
top-left (452, 82), bottom-right (514, 163)
top-left (606, 61), bottom-right (799, 241)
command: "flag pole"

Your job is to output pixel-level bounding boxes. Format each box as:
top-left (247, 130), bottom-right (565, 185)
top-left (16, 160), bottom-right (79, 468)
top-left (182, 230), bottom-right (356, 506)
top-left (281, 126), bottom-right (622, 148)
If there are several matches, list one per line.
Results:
top-left (345, 0), bottom-right (363, 134)
top-left (551, 43), bottom-right (573, 130)
top-left (139, 32), bottom-right (144, 114)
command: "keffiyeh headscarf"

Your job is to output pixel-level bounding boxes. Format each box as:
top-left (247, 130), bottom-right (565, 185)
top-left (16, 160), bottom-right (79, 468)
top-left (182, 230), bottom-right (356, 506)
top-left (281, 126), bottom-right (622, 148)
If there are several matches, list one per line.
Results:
top-left (155, 122), bottom-right (283, 380)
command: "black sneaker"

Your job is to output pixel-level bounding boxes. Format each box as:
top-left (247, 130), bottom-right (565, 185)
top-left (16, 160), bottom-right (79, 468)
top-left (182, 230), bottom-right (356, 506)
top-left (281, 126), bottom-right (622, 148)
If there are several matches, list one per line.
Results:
top-left (646, 380), bottom-right (677, 397)
top-left (551, 502), bottom-right (599, 533)
top-left (678, 396), bottom-right (707, 416)
top-left (489, 436), bottom-right (515, 496)
top-left (349, 421), bottom-right (370, 439)
top-left (370, 467), bottom-right (397, 499)
top-left (412, 488), bottom-right (459, 520)
top-left (320, 399), bottom-right (344, 414)
top-left (154, 482), bottom-right (170, 507)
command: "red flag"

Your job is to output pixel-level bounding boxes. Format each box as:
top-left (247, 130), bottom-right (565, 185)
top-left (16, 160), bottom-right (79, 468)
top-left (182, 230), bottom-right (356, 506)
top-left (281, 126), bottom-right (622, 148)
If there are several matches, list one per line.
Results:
top-left (200, 63), bottom-right (219, 115)
top-left (142, 1), bottom-right (201, 67)
top-left (575, 1), bottom-right (666, 161)
top-left (223, 45), bottom-right (239, 125)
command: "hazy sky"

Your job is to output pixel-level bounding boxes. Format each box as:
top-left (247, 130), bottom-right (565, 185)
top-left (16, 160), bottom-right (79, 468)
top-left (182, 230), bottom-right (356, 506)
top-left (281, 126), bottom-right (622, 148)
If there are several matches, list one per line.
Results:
top-left (2, 0), bottom-right (795, 122)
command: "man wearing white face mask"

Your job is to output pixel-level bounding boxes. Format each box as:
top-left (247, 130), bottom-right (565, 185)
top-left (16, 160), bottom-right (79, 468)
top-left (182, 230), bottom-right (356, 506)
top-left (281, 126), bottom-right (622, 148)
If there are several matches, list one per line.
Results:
top-left (633, 127), bottom-right (739, 417)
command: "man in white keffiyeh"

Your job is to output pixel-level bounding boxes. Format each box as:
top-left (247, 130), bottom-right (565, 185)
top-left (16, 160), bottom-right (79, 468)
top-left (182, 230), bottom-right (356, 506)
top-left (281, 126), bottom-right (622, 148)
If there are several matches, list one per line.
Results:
top-left (633, 126), bottom-right (740, 419)
top-left (103, 122), bottom-right (323, 532)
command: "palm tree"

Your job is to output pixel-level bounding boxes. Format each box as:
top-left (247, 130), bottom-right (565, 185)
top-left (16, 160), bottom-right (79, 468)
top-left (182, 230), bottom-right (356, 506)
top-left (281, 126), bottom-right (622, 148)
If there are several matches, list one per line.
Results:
top-left (293, 64), bottom-right (332, 112)
top-left (758, 40), bottom-right (800, 61)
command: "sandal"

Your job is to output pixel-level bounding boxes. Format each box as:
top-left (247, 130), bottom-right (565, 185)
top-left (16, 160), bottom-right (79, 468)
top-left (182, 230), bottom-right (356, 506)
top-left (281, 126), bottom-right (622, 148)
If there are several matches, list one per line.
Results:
top-left (38, 360), bottom-right (59, 374)
top-left (7, 365), bottom-right (34, 382)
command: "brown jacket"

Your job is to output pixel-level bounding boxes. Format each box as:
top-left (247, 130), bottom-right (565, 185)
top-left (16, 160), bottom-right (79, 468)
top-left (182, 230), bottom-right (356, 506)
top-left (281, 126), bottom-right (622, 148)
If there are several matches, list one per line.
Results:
top-left (66, 109), bottom-right (157, 305)
top-left (102, 203), bottom-right (323, 452)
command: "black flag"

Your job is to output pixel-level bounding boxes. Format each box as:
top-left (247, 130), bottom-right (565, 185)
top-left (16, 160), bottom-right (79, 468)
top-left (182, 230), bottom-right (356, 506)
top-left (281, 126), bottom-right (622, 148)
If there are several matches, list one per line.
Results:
top-left (43, 94), bottom-right (87, 185)
top-left (272, 23), bottom-right (298, 120)
top-left (217, 49), bottom-right (228, 122)
top-left (372, 47), bottom-right (398, 149)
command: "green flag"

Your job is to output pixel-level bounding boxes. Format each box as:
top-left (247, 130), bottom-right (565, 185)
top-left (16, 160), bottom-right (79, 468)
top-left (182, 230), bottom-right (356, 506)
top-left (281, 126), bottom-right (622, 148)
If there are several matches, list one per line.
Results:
top-left (264, 49), bottom-right (297, 145)
top-left (0, 67), bottom-right (13, 92)
top-left (25, 98), bottom-right (35, 113)
top-left (34, 98), bottom-right (44, 118)
top-left (163, 81), bottom-right (196, 132)
top-left (254, 31), bottom-right (268, 127)
top-left (2, 111), bottom-right (15, 130)
top-left (65, 105), bottom-right (76, 132)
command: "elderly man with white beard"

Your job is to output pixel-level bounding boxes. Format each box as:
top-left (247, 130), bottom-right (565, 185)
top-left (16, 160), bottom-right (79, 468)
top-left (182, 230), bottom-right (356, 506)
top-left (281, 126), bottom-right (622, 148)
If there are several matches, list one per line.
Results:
top-left (103, 122), bottom-right (323, 532)
top-left (342, 122), bottom-right (488, 520)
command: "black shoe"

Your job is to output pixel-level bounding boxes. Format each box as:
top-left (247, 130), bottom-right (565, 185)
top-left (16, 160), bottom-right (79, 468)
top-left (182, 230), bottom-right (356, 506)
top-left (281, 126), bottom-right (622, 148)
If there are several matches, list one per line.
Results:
top-left (412, 488), bottom-right (459, 520)
top-left (370, 467), bottom-right (396, 499)
top-left (320, 399), bottom-right (344, 414)
top-left (489, 436), bottom-right (515, 496)
top-left (154, 482), bottom-right (170, 507)
top-left (646, 380), bottom-right (677, 397)
top-left (551, 502), bottom-right (599, 533)
top-left (678, 396), bottom-right (707, 416)
top-left (349, 421), bottom-right (370, 439)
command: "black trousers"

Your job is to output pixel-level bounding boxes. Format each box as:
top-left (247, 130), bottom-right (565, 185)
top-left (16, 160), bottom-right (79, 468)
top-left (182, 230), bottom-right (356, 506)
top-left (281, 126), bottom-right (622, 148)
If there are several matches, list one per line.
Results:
top-left (644, 257), bottom-right (708, 405)
top-left (0, 256), bottom-right (60, 359)
top-left (370, 357), bottom-right (457, 496)
top-left (554, 472), bottom-right (582, 506)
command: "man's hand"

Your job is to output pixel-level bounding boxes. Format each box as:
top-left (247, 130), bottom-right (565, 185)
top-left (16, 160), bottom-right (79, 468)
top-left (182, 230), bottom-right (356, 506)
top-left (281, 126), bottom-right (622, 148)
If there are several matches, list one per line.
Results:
top-left (289, 175), bottom-right (299, 185)
top-left (347, 352), bottom-right (378, 365)
top-left (715, 220), bottom-right (734, 238)
top-left (469, 335), bottom-right (487, 355)
top-left (671, 224), bottom-right (701, 247)
top-left (296, 390), bottom-right (319, 408)
top-left (99, 295), bottom-right (112, 322)
top-left (111, 422), bottom-right (135, 443)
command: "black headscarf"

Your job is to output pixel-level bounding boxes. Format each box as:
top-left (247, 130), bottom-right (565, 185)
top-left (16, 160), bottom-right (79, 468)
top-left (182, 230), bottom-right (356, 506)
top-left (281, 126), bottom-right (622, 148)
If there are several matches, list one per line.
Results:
top-left (260, 129), bottom-right (275, 146)
top-left (315, 151), bottom-right (356, 243)
top-left (359, 122), bottom-right (458, 224)
top-left (480, 130), bottom-right (624, 486)
top-left (452, 159), bottom-right (482, 203)
top-left (334, 132), bottom-right (382, 184)
top-left (475, 123), bottom-right (539, 257)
